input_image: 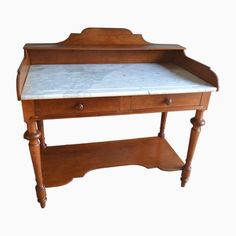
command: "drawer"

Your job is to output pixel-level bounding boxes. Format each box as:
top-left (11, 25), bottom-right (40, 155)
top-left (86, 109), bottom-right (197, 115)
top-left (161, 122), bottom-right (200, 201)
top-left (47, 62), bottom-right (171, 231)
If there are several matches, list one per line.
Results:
top-left (131, 93), bottom-right (202, 110)
top-left (35, 97), bottom-right (120, 117)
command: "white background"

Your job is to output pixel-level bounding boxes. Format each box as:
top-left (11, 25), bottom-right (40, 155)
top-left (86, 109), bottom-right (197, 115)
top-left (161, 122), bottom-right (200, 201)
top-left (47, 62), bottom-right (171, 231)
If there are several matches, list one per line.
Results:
top-left (0, 0), bottom-right (235, 235)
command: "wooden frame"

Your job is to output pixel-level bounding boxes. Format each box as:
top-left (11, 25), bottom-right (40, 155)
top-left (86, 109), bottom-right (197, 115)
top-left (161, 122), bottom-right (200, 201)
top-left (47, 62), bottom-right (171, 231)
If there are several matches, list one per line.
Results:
top-left (17, 28), bottom-right (218, 208)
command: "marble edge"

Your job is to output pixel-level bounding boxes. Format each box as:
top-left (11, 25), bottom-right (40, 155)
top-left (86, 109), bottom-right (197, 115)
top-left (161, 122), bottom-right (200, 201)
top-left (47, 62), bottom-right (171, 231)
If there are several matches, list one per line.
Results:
top-left (21, 87), bottom-right (217, 100)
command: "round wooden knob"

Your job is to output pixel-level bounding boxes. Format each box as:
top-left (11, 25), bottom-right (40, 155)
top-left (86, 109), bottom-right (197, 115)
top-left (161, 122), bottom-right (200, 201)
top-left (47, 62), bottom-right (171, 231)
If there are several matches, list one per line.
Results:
top-left (75, 103), bottom-right (84, 111)
top-left (164, 98), bottom-right (172, 105)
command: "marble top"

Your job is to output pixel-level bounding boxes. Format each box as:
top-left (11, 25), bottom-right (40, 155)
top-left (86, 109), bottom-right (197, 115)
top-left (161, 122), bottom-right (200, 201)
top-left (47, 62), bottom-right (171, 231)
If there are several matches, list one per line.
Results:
top-left (21, 63), bottom-right (217, 100)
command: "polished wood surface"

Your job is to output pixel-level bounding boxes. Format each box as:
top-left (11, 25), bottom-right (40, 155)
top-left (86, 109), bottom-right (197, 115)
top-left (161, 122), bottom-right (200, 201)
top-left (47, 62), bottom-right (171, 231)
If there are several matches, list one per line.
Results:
top-left (25, 28), bottom-right (185, 49)
top-left (158, 112), bottom-right (168, 138)
top-left (174, 52), bottom-right (219, 90)
top-left (41, 137), bottom-right (184, 187)
top-left (181, 110), bottom-right (205, 187)
top-left (16, 50), bottom-right (30, 100)
top-left (131, 93), bottom-right (202, 110)
top-left (22, 92), bottom-right (210, 121)
top-left (37, 120), bottom-right (47, 149)
top-left (24, 121), bottom-right (46, 208)
top-left (17, 28), bottom-right (218, 207)
top-left (34, 97), bottom-right (121, 118)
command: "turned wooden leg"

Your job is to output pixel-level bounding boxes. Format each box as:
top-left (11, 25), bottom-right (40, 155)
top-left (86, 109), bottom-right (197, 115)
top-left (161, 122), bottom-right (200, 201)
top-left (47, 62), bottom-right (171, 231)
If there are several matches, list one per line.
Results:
top-left (158, 112), bottom-right (168, 138)
top-left (24, 121), bottom-right (47, 208)
top-left (181, 110), bottom-right (205, 187)
top-left (37, 120), bottom-right (47, 149)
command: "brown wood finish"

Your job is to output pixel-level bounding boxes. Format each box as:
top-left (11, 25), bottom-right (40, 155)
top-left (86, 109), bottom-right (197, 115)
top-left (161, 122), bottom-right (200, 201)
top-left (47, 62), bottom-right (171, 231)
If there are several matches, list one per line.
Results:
top-left (158, 112), bottom-right (168, 138)
top-left (42, 137), bottom-right (184, 187)
top-left (35, 97), bottom-right (121, 117)
top-left (174, 51), bottom-right (219, 90)
top-left (131, 93), bottom-right (202, 110)
top-left (16, 50), bottom-right (30, 100)
top-left (181, 110), bottom-right (205, 187)
top-left (23, 92), bottom-right (208, 121)
top-left (17, 28), bottom-right (218, 207)
top-left (28, 49), bottom-right (172, 65)
top-left (25, 28), bottom-right (184, 49)
top-left (24, 121), bottom-right (47, 208)
top-left (37, 120), bottom-right (47, 149)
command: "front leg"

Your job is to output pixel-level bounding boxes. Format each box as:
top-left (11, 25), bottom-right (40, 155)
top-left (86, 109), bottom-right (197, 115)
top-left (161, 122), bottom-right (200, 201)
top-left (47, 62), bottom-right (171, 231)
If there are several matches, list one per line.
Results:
top-left (24, 120), bottom-right (47, 208)
top-left (181, 110), bottom-right (205, 187)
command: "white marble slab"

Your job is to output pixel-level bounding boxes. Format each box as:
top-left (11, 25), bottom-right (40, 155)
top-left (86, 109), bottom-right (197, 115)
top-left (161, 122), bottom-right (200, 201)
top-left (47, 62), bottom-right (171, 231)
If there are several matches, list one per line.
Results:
top-left (21, 63), bottom-right (217, 100)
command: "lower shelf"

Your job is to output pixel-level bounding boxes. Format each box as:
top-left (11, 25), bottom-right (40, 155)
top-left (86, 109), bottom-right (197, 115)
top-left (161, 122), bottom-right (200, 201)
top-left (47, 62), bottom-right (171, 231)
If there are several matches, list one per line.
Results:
top-left (41, 137), bottom-right (184, 187)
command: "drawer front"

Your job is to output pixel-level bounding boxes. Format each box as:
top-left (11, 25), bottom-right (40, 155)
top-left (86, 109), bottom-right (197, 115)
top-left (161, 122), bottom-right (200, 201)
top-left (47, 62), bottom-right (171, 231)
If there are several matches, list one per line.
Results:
top-left (35, 97), bottom-right (120, 117)
top-left (131, 93), bottom-right (202, 110)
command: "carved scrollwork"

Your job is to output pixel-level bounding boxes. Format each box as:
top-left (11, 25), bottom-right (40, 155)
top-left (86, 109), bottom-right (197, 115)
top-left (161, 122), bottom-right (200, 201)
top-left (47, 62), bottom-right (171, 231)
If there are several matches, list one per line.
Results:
top-left (59, 27), bottom-right (149, 46)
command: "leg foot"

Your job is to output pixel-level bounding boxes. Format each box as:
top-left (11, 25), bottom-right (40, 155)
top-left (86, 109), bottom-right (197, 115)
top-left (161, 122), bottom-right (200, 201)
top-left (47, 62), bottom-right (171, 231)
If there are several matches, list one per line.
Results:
top-left (36, 185), bottom-right (47, 208)
top-left (181, 166), bottom-right (191, 187)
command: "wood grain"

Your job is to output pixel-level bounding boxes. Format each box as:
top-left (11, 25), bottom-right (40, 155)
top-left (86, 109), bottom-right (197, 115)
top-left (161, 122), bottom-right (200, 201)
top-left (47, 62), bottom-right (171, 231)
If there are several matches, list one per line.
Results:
top-left (41, 137), bottom-right (184, 187)
top-left (181, 110), bottom-right (205, 187)
top-left (25, 27), bottom-right (184, 49)
top-left (24, 121), bottom-right (47, 208)
top-left (17, 28), bottom-right (218, 207)
top-left (131, 93), bottom-right (202, 110)
top-left (174, 51), bottom-right (219, 90)
top-left (28, 49), bottom-right (172, 65)
top-left (30, 93), bottom-right (207, 120)
top-left (16, 50), bottom-right (30, 100)
top-left (158, 112), bottom-right (168, 138)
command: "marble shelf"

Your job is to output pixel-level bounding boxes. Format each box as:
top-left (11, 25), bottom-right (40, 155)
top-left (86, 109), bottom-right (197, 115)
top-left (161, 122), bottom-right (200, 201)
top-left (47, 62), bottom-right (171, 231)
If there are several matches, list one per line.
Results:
top-left (21, 63), bottom-right (217, 100)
